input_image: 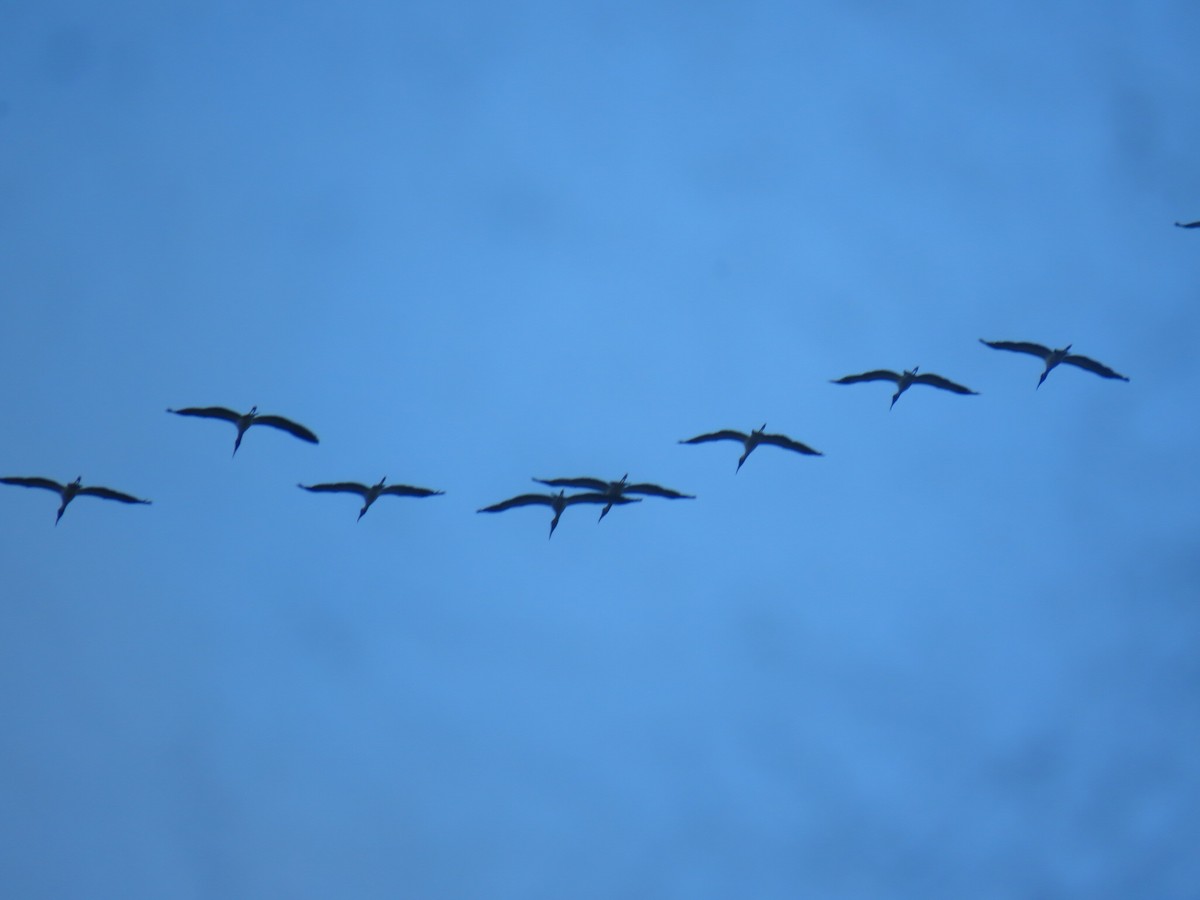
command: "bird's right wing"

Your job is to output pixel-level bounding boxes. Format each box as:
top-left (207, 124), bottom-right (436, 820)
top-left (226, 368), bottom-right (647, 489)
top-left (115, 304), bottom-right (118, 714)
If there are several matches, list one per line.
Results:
top-left (253, 415), bottom-right (320, 444)
top-left (759, 434), bottom-right (823, 456)
top-left (533, 476), bottom-right (608, 491)
top-left (0, 476), bottom-right (65, 493)
top-left (478, 494), bottom-right (555, 513)
top-left (380, 484), bottom-right (444, 498)
top-left (1062, 354), bottom-right (1129, 381)
top-left (830, 370), bottom-right (900, 385)
top-left (166, 406), bottom-right (242, 422)
top-left (679, 430), bottom-right (746, 445)
top-left (625, 483), bottom-right (695, 499)
top-left (298, 482), bottom-right (370, 497)
top-left (76, 486), bottom-right (151, 504)
top-left (978, 339), bottom-right (1051, 357)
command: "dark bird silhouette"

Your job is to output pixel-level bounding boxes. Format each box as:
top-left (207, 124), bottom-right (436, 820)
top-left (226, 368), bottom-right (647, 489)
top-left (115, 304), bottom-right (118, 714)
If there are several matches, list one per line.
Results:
top-left (1175, 221), bottom-right (1200, 229)
top-left (477, 489), bottom-right (640, 538)
top-left (679, 424), bottom-right (822, 471)
top-left (978, 339), bottom-right (1129, 388)
top-left (831, 367), bottom-right (978, 408)
top-left (297, 476), bottom-right (444, 520)
top-left (533, 474), bottom-right (694, 521)
top-left (166, 405), bottom-right (318, 456)
top-left (0, 475), bottom-right (150, 525)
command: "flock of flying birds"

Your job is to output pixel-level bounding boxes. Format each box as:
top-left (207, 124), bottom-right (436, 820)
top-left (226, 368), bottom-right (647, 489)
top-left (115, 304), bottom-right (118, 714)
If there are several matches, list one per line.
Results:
top-left (2, 336), bottom-right (1136, 536)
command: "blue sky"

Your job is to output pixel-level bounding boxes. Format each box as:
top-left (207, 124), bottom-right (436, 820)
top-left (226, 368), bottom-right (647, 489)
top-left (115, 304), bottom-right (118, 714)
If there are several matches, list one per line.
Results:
top-left (2, 1), bottom-right (1198, 896)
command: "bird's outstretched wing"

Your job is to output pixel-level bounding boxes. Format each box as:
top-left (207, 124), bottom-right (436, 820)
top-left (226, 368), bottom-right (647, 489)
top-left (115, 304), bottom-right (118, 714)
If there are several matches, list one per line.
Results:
top-left (380, 484), bottom-right (444, 498)
top-left (478, 493), bottom-right (557, 513)
top-left (913, 373), bottom-right (978, 395)
top-left (758, 434), bottom-right (823, 456)
top-left (564, 493), bottom-right (640, 507)
top-left (978, 339), bottom-right (1052, 357)
top-left (830, 370), bottom-right (900, 385)
top-left (0, 476), bottom-right (66, 493)
top-left (298, 482), bottom-right (370, 497)
top-left (77, 486), bottom-right (151, 504)
top-left (1063, 354), bottom-right (1129, 381)
top-left (1175, 221), bottom-right (1200, 229)
top-left (679, 430), bottom-right (747, 445)
top-left (534, 476), bottom-right (609, 491)
top-left (252, 415), bottom-right (320, 444)
top-left (167, 406), bottom-right (242, 422)
top-left (624, 482), bottom-right (695, 499)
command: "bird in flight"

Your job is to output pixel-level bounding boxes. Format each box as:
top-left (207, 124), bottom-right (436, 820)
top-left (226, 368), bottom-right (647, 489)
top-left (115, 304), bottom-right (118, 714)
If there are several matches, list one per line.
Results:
top-left (532, 474), bottom-right (694, 521)
top-left (166, 405), bottom-right (319, 456)
top-left (830, 367), bottom-right (978, 408)
top-left (0, 475), bottom-right (151, 525)
top-left (477, 489), bottom-right (640, 538)
top-left (679, 424), bottom-right (822, 471)
top-left (297, 476), bottom-right (444, 520)
top-left (1175, 221), bottom-right (1200, 229)
top-left (978, 339), bottom-right (1129, 388)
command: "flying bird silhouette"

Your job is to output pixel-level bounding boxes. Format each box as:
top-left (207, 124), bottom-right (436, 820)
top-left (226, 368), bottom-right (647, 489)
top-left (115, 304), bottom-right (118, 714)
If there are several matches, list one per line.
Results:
top-left (831, 367), bottom-right (978, 408)
top-left (978, 339), bottom-right (1129, 388)
top-left (532, 474), bottom-right (694, 521)
top-left (0, 475), bottom-right (151, 525)
top-left (477, 489), bottom-right (640, 538)
top-left (1175, 221), bottom-right (1200, 229)
top-left (679, 424), bottom-right (822, 471)
top-left (297, 476), bottom-right (444, 520)
top-left (166, 405), bottom-right (319, 456)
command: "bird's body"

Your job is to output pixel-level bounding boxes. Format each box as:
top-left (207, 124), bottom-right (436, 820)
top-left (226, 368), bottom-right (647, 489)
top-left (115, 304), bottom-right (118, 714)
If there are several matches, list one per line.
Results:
top-left (298, 476), bottom-right (443, 520)
top-left (533, 474), bottom-right (694, 520)
top-left (978, 339), bottom-right (1129, 388)
top-left (831, 367), bottom-right (978, 408)
top-left (167, 405), bottom-right (319, 455)
top-left (1175, 221), bottom-right (1200, 229)
top-left (477, 489), bottom-right (640, 537)
top-left (679, 424), bottom-right (822, 471)
top-left (0, 475), bottom-right (150, 524)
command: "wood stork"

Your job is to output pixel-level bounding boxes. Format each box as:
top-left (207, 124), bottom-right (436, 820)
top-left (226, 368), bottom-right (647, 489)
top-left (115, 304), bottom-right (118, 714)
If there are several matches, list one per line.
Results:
top-left (0, 475), bottom-right (151, 525)
top-left (978, 339), bottom-right (1129, 387)
top-left (830, 367), bottom-right (978, 408)
top-left (166, 405), bottom-right (319, 456)
top-left (679, 424), bottom-right (822, 471)
top-left (297, 476), bottom-right (444, 520)
top-left (532, 474), bottom-right (694, 520)
top-left (477, 489), bottom-right (641, 538)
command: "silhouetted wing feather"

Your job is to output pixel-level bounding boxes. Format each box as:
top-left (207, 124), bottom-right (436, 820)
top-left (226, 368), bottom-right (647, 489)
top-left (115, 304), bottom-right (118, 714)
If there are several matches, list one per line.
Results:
top-left (252, 415), bottom-right (319, 443)
top-left (0, 476), bottom-right (66, 493)
top-left (298, 482), bottom-right (370, 496)
top-left (76, 486), bottom-right (150, 504)
top-left (167, 406), bottom-right (242, 422)
top-left (1175, 221), bottom-right (1200, 228)
top-left (758, 434), bottom-right (823, 456)
top-left (624, 482), bottom-right (695, 499)
top-left (978, 339), bottom-right (1052, 357)
top-left (534, 477), bottom-right (608, 491)
top-left (830, 370), bottom-right (900, 385)
top-left (913, 373), bottom-right (978, 394)
top-left (478, 493), bottom-right (558, 513)
top-left (679, 430), bottom-right (747, 444)
top-left (380, 484), bottom-right (444, 498)
top-left (1063, 355), bottom-right (1129, 381)
top-left (564, 493), bottom-right (640, 506)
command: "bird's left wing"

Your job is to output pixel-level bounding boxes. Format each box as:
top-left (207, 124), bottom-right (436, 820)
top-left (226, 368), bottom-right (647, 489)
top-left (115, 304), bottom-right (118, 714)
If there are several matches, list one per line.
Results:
top-left (624, 482), bottom-right (695, 499)
top-left (830, 370), bottom-right (899, 385)
top-left (298, 482), bottom-right (369, 496)
top-left (533, 476), bottom-right (608, 491)
top-left (253, 415), bottom-right (320, 443)
top-left (912, 373), bottom-right (978, 395)
top-left (0, 476), bottom-right (65, 493)
top-left (679, 430), bottom-right (745, 445)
